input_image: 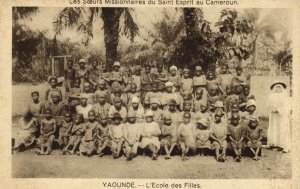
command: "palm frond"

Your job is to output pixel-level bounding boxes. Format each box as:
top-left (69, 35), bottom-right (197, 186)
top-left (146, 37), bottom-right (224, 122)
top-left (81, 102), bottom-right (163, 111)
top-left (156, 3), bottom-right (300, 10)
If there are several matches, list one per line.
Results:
top-left (53, 7), bottom-right (85, 35)
top-left (13, 7), bottom-right (38, 22)
top-left (77, 8), bottom-right (100, 46)
top-left (121, 8), bottom-right (139, 42)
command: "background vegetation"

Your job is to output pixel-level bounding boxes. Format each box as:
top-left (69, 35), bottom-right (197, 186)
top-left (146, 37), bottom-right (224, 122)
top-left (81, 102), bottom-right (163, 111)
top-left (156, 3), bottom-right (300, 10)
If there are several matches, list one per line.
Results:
top-left (12, 7), bottom-right (292, 84)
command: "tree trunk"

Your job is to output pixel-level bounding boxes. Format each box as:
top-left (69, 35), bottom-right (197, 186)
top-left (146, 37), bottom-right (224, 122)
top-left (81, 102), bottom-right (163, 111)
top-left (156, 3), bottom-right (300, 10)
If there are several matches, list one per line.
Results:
top-left (101, 8), bottom-right (122, 71)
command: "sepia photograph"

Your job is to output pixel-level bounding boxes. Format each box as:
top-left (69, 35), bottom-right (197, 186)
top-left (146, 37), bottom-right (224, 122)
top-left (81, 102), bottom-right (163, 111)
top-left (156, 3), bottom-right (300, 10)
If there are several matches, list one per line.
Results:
top-left (11, 6), bottom-right (293, 179)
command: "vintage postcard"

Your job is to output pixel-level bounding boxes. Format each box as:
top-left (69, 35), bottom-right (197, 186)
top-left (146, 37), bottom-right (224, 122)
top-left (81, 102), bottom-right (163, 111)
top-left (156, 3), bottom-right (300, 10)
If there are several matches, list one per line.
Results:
top-left (0, 0), bottom-right (299, 189)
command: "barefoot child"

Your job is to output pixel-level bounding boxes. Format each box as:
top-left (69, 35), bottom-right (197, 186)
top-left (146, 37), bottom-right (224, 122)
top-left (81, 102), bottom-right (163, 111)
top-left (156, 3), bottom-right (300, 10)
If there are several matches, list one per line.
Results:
top-left (123, 112), bottom-right (141, 161)
top-left (79, 110), bottom-right (98, 157)
top-left (94, 114), bottom-right (110, 157)
top-left (109, 113), bottom-right (124, 158)
top-left (160, 114), bottom-right (177, 160)
top-left (38, 109), bottom-right (56, 155)
top-left (246, 116), bottom-right (263, 160)
top-left (177, 112), bottom-right (196, 161)
top-left (195, 118), bottom-right (211, 156)
top-left (227, 113), bottom-right (246, 162)
top-left (210, 109), bottom-right (228, 162)
top-left (140, 111), bottom-right (161, 160)
top-left (63, 114), bottom-right (84, 155)
top-left (58, 112), bottom-right (73, 150)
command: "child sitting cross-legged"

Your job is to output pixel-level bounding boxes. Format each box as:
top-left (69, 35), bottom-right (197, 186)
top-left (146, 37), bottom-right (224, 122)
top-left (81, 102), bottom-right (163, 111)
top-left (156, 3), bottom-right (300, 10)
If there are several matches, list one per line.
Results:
top-left (94, 114), bottom-right (110, 157)
top-left (209, 109), bottom-right (228, 162)
top-left (109, 112), bottom-right (125, 159)
top-left (139, 110), bottom-right (161, 160)
top-left (227, 113), bottom-right (246, 162)
top-left (37, 109), bottom-right (56, 155)
top-left (58, 112), bottom-right (73, 150)
top-left (63, 114), bottom-right (84, 155)
top-left (79, 110), bottom-right (98, 157)
top-left (160, 114), bottom-right (177, 160)
top-left (246, 116), bottom-right (263, 161)
top-left (195, 118), bottom-right (211, 156)
top-left (123, 112), bottom-right (141, 161)
top-left (177, 112), bottom-right (196, 161)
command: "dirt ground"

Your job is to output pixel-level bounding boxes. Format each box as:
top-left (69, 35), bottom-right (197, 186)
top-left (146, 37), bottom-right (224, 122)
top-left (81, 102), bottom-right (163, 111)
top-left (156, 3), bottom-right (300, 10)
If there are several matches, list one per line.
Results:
top-left (12, 149), bottom-right (291, 178)
top-left (11, 84), bottom-right (292, 179)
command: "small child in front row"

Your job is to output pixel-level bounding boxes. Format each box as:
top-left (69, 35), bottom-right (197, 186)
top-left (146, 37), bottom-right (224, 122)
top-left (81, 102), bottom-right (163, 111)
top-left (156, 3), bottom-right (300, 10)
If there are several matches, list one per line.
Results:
top-left (38, 109), bottom-right (56, 155)
top-left (195, 118), bottom-right (211, 156)
top-left (139, 111), bottom-right (161, 160)
top-left (177, 112), bottom-right (196, 161)
top-left (160, 114), bottom-right (177, 160)
top-left (58, 112), bottom-right (73, 150)
top-left (209, 109), bottom-right (227, 162)
top-left (123, 112), bottom-right (141, 161)
top-left (79, 110), bottom-right (98, 157)
top-left (246, 116), bottom-right (263, 161)
top-left (94, 114), bottom-right (110, 157)
top-left (109, 113), bottom-right (124, 159)
top-left (227, 113), bottom-right (246, 162)
top-left (63, 114), bottom-right (84, 155)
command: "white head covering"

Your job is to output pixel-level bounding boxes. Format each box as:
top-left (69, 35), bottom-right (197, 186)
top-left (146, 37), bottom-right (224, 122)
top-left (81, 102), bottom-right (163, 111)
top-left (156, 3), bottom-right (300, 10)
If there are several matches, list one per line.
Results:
top-left (165, 81), bottom-right (173, 87)
top-left (170, 66), bottom-right (177, 72)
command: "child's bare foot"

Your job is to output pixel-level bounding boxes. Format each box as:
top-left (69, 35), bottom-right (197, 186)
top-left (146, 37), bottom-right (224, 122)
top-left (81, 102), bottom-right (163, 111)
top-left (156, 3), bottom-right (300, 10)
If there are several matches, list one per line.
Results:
top-left (235, 157), bottom-right (241, 162)
top-left (217, 156), bottom-right (225, 162)
top-left (152, 153), bottom-right (158, 160)
top-left (126, 153), bottom-right (134, 161)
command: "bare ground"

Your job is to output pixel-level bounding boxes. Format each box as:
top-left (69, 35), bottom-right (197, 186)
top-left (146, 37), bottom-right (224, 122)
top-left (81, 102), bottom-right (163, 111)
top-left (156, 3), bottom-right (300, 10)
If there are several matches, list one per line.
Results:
top-left (12, 149), bottom-right (291, 178)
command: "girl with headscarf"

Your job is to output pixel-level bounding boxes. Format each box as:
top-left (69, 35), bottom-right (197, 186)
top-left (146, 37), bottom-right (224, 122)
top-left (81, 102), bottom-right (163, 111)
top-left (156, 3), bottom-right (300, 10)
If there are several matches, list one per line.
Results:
top-left (266, 80), bottom-right (291, 153)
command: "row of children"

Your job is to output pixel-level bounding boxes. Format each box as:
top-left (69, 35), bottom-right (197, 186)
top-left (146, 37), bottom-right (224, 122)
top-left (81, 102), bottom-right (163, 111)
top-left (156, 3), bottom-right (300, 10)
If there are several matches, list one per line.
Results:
top-left (14, 94), bottom-right (262, 162)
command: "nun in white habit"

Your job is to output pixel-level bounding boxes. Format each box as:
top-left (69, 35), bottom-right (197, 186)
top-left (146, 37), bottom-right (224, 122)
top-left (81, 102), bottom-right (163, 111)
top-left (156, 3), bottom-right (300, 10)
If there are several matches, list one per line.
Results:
top-left (266, 80), bottom-right (291, 153)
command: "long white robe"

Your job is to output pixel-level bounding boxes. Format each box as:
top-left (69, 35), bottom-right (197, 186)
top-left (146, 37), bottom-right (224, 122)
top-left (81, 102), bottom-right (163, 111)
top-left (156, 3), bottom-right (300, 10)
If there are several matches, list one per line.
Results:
top-left (267, 89), bottom-right (291, 150)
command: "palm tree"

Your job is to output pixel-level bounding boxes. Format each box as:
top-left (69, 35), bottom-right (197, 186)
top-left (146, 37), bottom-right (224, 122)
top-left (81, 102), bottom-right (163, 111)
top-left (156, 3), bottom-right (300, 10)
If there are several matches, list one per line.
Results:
top-left (53, 7), bottom-right (139, 70)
